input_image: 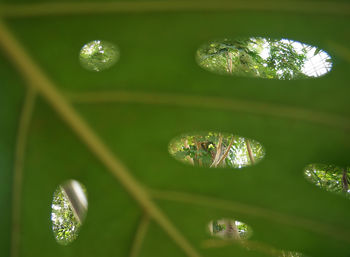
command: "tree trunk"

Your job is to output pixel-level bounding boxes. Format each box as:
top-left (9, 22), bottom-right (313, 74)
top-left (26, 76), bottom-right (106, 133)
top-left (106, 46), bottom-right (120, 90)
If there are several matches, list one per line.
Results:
top-left (195, 141), bottom-right (203, 167)
top-left (61, 180), bottom-right (88, 224)
top-left (224, 219), bottom-right (240, 240)
top-left (210, 134), bottom-right (223, 168)
top-left (226, 51), bottom-right (233, 73)
top-left (216, 136), bottom-right (235, 167)
top-left (184, 139), bottom-right (194, 165)
top-left (245, 139), bottom-right (255, 164)
top-left (342, 169), bottom-right (349, 193)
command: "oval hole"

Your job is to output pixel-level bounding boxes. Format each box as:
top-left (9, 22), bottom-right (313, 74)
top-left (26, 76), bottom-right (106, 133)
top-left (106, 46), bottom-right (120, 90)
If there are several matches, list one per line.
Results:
top-left (282, 251), bottom-right (309, 257)
top-left (51, 180), bottom-right (88, 245)
top-left (196, 37), bottom-right (332, 80)
top-left (169, 132), bottom-right (265, 168)
top-left (208, 218), bottom-right (253, 240)
top-left (304, 164), bottom-right (350, 197)
top-left (79, 40), bottom-right (119, 72)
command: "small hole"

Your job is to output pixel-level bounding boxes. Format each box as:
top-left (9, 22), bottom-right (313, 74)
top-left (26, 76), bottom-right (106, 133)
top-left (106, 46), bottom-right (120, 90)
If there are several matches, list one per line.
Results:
top-left (196, 37), bottom-right (332, 80)
top-left (281, 251), bottom-right (308, 257)
top-left (79, 40), bottom-right (119, 72)
top-left (304, 164), bottom-right (350, 197)
top-left (169, 132), bottom-right (265, 168)
top-left (208, 218), bottom-right (252, 240)
top-left (51, 180), bottom-right (88, 245)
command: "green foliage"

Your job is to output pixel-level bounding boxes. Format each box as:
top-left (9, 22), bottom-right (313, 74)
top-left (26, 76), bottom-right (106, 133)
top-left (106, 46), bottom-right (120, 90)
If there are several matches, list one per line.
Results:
top-left (169, 132), bottom-right (265, 168)
top-left (305, 164), bottom-right (350, 197)
top-left (236, 221), bottom-right (251, 240)
top-left (51, 187), bottom-right (80, 245)
top-left (79, 40), bottom-right (119, 72)
top-left (197, 37), bottom-right (310, 80)
top-left (266, 39), bottom-right (308, 80)
top-left (209, 218), bottom-right (252, 240)
top-left (212, 220), bottom-right (226, 234)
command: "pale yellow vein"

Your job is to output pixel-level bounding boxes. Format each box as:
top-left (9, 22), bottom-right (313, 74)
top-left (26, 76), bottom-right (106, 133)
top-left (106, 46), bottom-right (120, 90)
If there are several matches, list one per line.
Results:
top-left (67, 90), bottom-right (350, 131)
top-left (0, 20), bottom-right (201, 257)
top-left (0, 1), bottom-right (349, 18)
top-left (149, 188), bottom-right (350, 244)
top-left (11, 87), bottom-right (37, 257)
top-left (129, 214), bottom-right (151, 257)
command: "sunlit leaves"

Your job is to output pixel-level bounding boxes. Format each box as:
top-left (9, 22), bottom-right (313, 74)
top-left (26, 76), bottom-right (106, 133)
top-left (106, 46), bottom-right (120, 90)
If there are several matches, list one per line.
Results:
top-left (304, 164), bottom-right (350, 198)
top-left (196, 37), bottom-right (332, 79)
top-left (51, 180), bottom-right (88, 245)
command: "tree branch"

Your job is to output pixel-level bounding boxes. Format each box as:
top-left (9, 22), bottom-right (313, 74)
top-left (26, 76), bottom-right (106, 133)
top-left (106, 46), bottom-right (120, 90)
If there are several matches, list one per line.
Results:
top-left (342, 169), bottom-right (349, 193)
top-left (210, 134), bottom-right (223, 168)
top-left (245, 139), bottom-right (255, 164)
top-left (60, 181), bottom-right (88, 224)
top-left (216, 136), bottom-right (235, 167)
top-left (11, 87), bottom-right (37, 257)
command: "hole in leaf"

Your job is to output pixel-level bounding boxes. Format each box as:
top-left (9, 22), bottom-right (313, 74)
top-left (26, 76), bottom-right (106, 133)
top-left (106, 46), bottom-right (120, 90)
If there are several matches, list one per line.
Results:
top-left (169, 132), bottom-right (265, 168)
top-left (79, 40), bottom-right (119, 72)
top-left (51, 180), bottom-right (88, 245)
top-left (207, 219), bottom-right (309, 256)
top-left (196, 37), bottom-right (332, 80)
top-left (282, 251), bottom-right (309, 257)
top-left (208, 218), bottom-right (253, 240)
top-left (304, 164), bottom-right (350, 197)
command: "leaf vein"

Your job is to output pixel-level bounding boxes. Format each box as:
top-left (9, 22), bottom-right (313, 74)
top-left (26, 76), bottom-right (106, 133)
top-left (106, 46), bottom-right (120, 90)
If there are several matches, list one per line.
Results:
top-left (67, 90), bottom-right (350, 131)
top-left (11, 87), bottom-right (37, 257)
top-left (0, 1), bottom-right (349, 18)
top-left (149, 188), bottom-right (350, 243)
top-left (0, 20), bottom-right (201, 257)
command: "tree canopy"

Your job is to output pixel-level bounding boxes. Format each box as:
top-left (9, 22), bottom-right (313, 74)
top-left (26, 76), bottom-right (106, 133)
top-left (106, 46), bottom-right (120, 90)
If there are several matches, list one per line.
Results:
top-left (169, 132), bottom-right (265, 169)
top-left (305, 164), bottom-right (350, 197)
top-left (197, 37), bottom-right (331, 80)
top-left (51, 180), bottom-right (87, 245)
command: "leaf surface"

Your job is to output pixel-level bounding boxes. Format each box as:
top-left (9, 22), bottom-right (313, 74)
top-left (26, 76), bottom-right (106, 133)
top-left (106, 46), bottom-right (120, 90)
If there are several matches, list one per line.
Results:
top-left (0, 2), bottom-right (350, 257)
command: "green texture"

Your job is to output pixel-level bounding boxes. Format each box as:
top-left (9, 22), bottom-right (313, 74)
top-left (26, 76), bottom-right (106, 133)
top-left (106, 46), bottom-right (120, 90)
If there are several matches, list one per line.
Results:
top-left (0, 1), bottom-right (349, 257)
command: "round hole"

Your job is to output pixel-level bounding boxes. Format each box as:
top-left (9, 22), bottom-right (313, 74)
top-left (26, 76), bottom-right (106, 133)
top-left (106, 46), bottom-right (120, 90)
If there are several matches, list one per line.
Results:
top-left (304, 164), bottom-right (350, 197)
top-left (196, 37), bottom-right (332, 80)
top-left (169, 132), bottom-right (265, 168)
top-left (208, 218), bottom-right (253, 240)
top-left (51, 180), bottom-right (88, 245)
top-left (79, 40), bottom-right (119, 72)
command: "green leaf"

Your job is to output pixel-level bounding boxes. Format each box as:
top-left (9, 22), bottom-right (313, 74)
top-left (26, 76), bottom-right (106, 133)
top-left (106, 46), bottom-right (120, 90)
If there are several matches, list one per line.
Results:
top-left (0, 2), bottom-right (350, 257)
top-left (313, 47), bottom-right (321, 56)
